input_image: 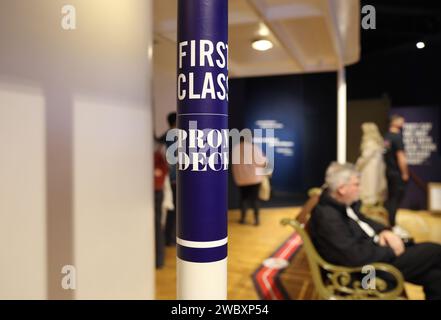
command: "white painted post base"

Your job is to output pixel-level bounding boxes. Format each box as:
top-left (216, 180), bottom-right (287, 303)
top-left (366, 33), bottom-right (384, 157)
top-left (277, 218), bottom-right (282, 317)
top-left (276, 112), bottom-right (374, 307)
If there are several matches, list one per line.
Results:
top-left (177, 257), bottom-right (227, 300)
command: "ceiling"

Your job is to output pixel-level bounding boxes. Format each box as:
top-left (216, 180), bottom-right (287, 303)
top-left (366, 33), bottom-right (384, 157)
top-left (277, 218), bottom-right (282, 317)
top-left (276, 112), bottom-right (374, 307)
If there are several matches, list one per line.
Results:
top-left (153, 0), bottom-right (361, 78)
top-left (360, 0), bottom-right (441, 57)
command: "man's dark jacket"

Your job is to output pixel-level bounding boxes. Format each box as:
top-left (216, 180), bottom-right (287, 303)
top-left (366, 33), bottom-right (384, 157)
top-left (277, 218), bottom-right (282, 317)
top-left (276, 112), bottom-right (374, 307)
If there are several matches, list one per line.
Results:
top-left (309, 191), bottom-right (396, 267)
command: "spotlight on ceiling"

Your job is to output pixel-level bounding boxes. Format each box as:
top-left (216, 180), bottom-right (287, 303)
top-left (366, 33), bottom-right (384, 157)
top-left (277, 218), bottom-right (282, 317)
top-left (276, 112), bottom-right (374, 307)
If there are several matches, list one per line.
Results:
top-left (252, 39), bottom-right (273, 51)
top-left (416, 42), bottom-right (425, 49)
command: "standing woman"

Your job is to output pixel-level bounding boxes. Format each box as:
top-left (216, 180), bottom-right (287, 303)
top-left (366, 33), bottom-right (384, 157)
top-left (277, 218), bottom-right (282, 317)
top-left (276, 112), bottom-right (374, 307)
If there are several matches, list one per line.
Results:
top-left (154, 142), bottom-right (168, 268)
top-left (232, 137), bottom-right (267, 226)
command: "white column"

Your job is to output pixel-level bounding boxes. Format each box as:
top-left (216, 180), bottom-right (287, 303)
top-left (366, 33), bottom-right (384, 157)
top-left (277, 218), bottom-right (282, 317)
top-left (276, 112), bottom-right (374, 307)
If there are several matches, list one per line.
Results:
top-left (337, 67), bottom-right (347, 164)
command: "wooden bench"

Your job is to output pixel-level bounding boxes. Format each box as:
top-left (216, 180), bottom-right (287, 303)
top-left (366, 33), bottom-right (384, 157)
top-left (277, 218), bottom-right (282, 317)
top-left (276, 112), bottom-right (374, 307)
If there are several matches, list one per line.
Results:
top-left (281, 189), bottom-right (406, 300)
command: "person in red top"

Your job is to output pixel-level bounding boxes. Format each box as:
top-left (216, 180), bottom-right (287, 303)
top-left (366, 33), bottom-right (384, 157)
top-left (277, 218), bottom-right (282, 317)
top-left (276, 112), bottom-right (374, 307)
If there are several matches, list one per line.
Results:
top-left (155, 147), bottom-right (168, 191)
top-left (154, 142), bottom-right (168, 269)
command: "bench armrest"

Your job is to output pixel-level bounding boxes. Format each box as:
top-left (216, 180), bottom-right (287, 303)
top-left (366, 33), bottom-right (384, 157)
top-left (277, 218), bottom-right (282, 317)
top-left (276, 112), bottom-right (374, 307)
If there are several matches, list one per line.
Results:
top-left (281, 218), bottom-right (405, 300)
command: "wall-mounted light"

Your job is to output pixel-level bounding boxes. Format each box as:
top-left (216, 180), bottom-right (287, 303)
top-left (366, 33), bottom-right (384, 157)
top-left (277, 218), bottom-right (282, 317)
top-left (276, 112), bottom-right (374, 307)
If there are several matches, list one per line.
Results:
top-left (252, 39), bottom-right (273, 51)
top-left (416, 41), bottom-right (425, 49)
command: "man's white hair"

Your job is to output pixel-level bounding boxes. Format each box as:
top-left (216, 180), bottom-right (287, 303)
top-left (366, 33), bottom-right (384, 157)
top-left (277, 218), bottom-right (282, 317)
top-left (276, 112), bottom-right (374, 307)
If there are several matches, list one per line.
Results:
top-left (325, 162), bottom-right (360, 192)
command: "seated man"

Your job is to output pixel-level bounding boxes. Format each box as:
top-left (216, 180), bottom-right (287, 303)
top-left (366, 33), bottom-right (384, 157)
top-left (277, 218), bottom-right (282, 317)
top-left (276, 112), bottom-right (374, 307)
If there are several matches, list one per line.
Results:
top-left (309, 162), bottom-right (441, 300)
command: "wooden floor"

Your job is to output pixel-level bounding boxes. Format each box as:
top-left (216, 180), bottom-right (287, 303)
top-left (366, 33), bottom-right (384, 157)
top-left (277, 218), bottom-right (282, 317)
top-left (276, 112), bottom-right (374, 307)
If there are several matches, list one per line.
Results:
top-left (156, 208), bottom-right (441, 300)
top-left (156, 207), bottom-right (299, 300)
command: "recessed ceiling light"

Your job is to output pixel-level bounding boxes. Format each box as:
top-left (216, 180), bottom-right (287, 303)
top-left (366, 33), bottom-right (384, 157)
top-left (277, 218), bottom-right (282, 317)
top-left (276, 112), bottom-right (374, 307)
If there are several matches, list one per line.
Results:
top-left (416, 42), bottom-right (425, 49)
top-left (252, 39), bottom-right (273, 51)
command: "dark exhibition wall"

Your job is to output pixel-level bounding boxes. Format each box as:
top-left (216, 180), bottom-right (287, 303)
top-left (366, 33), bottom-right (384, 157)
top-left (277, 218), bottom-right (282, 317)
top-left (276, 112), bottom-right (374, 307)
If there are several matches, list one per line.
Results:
top-left (228, 73), bottom-right (337, 209)
top-left (390, 106), bottom-right (440, 210)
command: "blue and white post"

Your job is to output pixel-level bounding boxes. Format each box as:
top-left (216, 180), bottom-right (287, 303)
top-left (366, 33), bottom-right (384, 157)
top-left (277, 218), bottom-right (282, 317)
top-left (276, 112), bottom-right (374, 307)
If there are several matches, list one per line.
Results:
top-left (176, 0), bottom-right (229, 299)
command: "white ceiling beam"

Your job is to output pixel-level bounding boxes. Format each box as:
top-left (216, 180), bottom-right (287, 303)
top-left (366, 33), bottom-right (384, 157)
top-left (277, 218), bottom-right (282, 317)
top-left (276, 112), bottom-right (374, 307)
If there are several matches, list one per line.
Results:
top-left (248, 0), bottom-right (309, 71)
top-left (229, 12), bottom-right (260, 25)
top-left (227, 58), bottom-right (242, 78)
top-left (322, 0), bottom-right (344, 67)
top-left (266, 3), bottom-right (322, 21)
top-left (154, 32), bottom-right (176, 46)
top-left (155, 19), bottom-right (176, 35)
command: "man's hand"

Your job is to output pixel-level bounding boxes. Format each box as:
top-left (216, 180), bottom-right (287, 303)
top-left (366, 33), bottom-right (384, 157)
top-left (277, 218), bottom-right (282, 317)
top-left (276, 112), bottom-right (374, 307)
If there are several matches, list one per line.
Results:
top-left (397, 151), bottom-right (409, 182)
top-left (401, 172), bottom-right (409, 182)
top-left (379, 230), bottom-right (405, 256)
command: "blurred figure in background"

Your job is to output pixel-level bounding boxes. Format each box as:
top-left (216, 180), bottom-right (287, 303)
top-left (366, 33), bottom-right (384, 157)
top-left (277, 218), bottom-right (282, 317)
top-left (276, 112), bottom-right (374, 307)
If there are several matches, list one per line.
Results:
top-left (157, 112), bottom-right (177, 246)
top-left (356, 122), bottom-right (387, 206)
top-left (384, 115), bottom-right (410, 237)
top-left (232, 137), bottom-right (267, 226)
top-left (154, 141), bottom-right (168, 269)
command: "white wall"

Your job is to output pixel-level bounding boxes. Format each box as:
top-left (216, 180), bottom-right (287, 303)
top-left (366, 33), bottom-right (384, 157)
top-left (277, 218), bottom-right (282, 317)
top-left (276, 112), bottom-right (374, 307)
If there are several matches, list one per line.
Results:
top-left (0, 0), bottom-right (155, 299)
top-left (0, 85), bottom-right (47, 299)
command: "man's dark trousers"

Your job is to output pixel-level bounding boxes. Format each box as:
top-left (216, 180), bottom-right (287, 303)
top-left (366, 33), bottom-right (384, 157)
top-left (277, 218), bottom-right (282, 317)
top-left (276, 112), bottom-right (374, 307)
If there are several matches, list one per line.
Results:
top-left (392, 242), bottom-right (441, 300)
top-left (385, 172), bottom-right (407, 226)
